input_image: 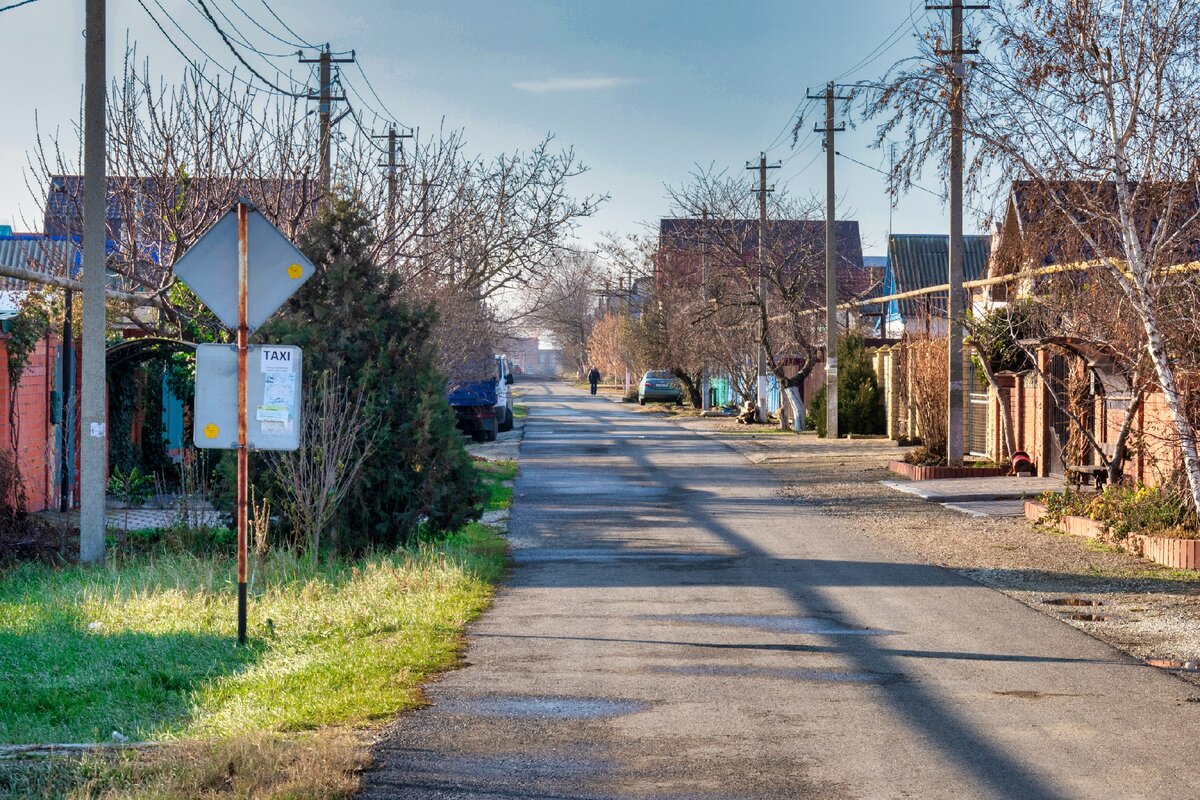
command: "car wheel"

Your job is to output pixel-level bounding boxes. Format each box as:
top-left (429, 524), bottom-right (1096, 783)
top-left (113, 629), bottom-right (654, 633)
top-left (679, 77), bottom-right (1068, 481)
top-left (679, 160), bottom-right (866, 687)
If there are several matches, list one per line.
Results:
top-left (498, 408), bottom-right (513, 432)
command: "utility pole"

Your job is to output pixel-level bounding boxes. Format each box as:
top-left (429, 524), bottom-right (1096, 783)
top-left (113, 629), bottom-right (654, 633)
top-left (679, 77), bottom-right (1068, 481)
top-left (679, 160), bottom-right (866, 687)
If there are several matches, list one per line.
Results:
top-left (373, 125), bottom-right (412, 268)
top-left (809, 82), bottom-right (850, 439)
top-left (746, 153), bottom-right (779, 423)
top-left (80, 0), bottom-right (106, 563)
top-left (300, 45), bottom-right (354, 204)
top-left (700, 207), bottom-right (710, 412)
top-left (928, 0), bottom-right (987, 466)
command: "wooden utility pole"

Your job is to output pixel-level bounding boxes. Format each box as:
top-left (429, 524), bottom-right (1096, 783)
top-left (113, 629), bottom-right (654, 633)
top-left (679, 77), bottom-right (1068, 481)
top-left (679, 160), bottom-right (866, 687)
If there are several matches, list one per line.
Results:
top-left (809, 82), bottom-right (850, 439)
top-left (929, 0), bottom-right (987, 465)
top-left (80, 0), bottom-right (106, 563)
top-left (374, 125), bottom-right (412, 268)
top-left (747, 153), bottom-right (779, 423)
top-left (300, 45), bottom-right (354, 204)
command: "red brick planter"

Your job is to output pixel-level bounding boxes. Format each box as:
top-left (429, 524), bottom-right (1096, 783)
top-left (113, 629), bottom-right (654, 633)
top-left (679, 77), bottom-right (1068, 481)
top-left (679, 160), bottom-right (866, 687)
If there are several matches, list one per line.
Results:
top-left (887, 460), bottom-right (1010, 481)
top-left (1132, 535), bottom-right (1200, 571)
top-left (1025, 501), bottom-right (1200, 570)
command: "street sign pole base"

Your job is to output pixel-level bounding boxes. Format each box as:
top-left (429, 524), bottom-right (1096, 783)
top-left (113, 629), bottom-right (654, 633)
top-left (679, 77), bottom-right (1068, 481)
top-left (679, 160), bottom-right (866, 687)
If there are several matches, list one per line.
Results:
top-left (237, 581), bottom-right (247, 645)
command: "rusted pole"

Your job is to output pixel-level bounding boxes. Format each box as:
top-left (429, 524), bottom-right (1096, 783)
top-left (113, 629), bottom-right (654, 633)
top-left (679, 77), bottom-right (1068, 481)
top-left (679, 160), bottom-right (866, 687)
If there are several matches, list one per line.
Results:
top-left (236, 201), bottom-right (250, 645)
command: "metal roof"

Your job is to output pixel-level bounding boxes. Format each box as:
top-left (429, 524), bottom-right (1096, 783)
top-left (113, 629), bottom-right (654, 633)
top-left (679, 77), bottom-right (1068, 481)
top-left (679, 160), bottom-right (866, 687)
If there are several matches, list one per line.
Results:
top-left (0, 235), bottom-right (77, 291)
top-left (887, 234), bottom-right (991, 318)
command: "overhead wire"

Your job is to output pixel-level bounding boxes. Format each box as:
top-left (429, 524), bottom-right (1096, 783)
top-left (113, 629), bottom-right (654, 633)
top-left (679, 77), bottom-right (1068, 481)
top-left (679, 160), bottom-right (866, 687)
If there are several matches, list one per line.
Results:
top-left (831, 0), bottom-right (923, 83)
top-left (196, 0), bottom-right (297, 58)
top-left (350, 60), bottom-right (409, 131)
top-left (134, 0), bottom-right (276, 137)
top-left (195, 0), bottom-right (309, 97)
top-left (259, 0), bottom-right (318, 50)
top-left (0, 0), bottom-right (37, 13)
top-left (223, 0), bottom-right (308, 49)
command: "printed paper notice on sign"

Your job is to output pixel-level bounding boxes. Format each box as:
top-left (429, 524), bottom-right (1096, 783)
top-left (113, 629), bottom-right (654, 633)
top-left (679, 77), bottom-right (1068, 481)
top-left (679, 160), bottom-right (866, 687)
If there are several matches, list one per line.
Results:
top-left (261, 346), bottom-right (295, 374)
top-left (263, 372), bottom-right (295, 405)
top-left (256, 404), bottom-right (290, 423)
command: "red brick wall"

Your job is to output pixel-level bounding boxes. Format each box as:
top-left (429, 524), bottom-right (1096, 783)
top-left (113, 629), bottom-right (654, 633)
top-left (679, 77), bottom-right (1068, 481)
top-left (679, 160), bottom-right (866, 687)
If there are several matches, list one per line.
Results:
top-left (993, 367), bottom-right (1185, 487)
top-left (0, 335), bottom-right (60, 512)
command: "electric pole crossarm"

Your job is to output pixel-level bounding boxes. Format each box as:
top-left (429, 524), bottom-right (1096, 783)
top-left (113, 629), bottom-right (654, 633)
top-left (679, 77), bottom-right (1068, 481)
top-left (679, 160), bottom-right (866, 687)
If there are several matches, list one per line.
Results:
top-left (299, 45), bottom-right (357, 204)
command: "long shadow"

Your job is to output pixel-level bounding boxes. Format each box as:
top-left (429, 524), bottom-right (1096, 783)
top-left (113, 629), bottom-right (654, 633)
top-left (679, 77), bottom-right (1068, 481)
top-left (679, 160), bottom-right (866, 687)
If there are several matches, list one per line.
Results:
top-left (513, 386), bottom-right (1079, 799)
top-left (0, 627), bottom-right (254, 743)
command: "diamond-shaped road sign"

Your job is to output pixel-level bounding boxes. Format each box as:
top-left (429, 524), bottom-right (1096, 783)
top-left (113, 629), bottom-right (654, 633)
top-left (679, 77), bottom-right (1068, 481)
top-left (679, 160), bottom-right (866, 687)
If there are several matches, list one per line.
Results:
top-left (173, 206), bottom-right (316, 331)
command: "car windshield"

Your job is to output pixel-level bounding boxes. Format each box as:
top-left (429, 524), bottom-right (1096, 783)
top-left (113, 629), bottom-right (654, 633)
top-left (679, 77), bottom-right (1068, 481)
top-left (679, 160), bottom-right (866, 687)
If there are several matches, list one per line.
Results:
top-left (645, 371), bottom-right (673, 379)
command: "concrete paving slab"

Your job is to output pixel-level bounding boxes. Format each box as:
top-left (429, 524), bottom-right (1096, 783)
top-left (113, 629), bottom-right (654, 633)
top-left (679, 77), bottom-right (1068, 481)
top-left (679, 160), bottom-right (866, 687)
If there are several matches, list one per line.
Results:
top-left (881, 475), bottom-right (1062, 503)
top-left (941, 500), bottom-right (1030, 518)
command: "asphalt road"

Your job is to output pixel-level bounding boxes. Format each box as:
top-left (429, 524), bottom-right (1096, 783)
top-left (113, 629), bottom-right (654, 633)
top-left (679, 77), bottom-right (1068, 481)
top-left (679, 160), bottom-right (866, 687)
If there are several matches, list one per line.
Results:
top-left (361, 381), bottom-right (1200, 800)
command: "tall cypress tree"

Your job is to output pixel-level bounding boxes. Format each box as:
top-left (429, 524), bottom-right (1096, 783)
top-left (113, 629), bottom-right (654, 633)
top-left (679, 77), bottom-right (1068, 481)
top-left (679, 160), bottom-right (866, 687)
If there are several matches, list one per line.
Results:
top-left (263, 197), bottom-right (481, 551)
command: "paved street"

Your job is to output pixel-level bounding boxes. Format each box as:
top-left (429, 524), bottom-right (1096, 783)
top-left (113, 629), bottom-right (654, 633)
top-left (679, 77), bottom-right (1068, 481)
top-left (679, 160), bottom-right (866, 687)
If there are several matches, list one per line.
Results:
top-left (362, 381), bottom-right (1200, 800)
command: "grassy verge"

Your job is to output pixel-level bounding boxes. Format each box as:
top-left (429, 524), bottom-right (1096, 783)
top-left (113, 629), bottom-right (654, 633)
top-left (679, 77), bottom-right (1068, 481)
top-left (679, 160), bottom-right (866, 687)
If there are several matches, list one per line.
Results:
top-left (476, 459), bottom-right (517, 512)
top-left (0, 522), bottom-right (507, 799)
top-left (512, 403), bottom-right (528, 419)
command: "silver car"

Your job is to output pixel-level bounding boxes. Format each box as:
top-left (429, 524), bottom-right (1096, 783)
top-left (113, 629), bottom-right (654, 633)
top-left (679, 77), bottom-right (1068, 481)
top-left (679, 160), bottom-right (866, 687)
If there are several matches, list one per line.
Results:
top-left (638, 370), bottom-right (683, 405)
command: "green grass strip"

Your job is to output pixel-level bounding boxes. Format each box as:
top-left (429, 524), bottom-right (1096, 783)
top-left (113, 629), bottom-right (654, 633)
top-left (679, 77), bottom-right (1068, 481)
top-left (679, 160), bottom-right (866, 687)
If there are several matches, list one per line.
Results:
top-left (0, 524), bottom-right (506, 745)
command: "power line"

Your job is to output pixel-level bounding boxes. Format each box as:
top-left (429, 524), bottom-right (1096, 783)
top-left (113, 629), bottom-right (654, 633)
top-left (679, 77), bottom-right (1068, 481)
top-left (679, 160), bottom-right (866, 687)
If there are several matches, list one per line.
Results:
top-left (0, 0), bottom-right (37, 12)
top-left (134, 0), bottom-right (276, 137)
top-left (351, 60), bottom-right (407, 129)
top-left (195, 0), bottom-right (297, 58)
top-left (141, 0), bottom-right (277, 95)
top-left (832, 0), bottom-right (924, 82)
top-left (259, 0), bottom-right (316, 50)
top-left (195, 0), bottom-right (308, 97)
top-left (224, 0), bottom-right (308, 49)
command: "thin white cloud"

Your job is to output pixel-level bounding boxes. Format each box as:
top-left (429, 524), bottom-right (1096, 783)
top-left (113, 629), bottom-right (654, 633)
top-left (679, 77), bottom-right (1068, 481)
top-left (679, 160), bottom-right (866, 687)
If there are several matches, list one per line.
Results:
top-left (512, 76), bottom-right (637, 94)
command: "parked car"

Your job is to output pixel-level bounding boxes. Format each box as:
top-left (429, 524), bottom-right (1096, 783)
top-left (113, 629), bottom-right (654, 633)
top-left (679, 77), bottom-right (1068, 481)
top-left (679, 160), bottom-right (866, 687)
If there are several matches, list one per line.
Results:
top-left (448, 354), bottom-right (515, 442)
top-left (638, 370), bottom-right (683, 405)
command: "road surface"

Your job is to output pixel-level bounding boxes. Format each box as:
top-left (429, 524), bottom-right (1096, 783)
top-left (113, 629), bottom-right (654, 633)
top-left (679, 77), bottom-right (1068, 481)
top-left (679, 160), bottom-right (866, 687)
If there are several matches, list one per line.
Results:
top-left (362, 381), bottom-right (1200, 800)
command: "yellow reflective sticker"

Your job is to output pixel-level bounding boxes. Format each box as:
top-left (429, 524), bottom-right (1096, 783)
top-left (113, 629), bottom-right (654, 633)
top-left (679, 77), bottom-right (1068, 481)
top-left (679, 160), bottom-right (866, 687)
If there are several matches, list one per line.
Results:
top-left (204, 423), bottom-right (219, 439)
top-left (287, 263), bottom-right (303, 279)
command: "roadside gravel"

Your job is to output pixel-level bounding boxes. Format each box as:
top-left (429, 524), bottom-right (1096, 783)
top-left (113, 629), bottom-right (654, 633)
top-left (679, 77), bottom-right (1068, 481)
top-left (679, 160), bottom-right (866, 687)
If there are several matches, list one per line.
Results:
top-left (667, 413), bottom-right (1200, 688)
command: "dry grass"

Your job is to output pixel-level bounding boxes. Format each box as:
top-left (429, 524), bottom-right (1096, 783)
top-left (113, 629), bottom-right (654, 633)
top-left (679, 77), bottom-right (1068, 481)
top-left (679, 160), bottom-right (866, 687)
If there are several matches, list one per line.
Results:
top-left (4, 731), bottom-right (367, 800)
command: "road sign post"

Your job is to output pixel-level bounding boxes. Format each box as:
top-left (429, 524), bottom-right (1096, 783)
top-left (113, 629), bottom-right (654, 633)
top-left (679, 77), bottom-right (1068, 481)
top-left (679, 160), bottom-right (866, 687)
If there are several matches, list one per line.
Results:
top-left (236, 202), bottom-right (249, 644)
top-left (174, 200), bottom-right (315, 645)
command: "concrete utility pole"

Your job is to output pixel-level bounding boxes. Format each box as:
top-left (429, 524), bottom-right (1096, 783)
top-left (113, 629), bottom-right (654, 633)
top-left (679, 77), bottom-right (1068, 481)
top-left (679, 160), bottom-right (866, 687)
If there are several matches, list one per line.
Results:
top-left (809, 82), bottom-right (850, 439)
top-left (928, 0), bottom-right (987, 466)
top-left (747, 153), bottom-right (779, 423)
top-left (80, 0), bottom-right (106, 564)
top-left (374, 125), bottom-right (412, 268)
top-left (700, 207), bottom-right (710, 412)
top-left (300, 45), bottom-right (354, 204)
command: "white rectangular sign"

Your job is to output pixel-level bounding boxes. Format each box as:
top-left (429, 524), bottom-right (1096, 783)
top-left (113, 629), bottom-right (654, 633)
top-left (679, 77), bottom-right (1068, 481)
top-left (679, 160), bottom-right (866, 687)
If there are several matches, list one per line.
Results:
top-left (194, 344), bottom-right (303, 450)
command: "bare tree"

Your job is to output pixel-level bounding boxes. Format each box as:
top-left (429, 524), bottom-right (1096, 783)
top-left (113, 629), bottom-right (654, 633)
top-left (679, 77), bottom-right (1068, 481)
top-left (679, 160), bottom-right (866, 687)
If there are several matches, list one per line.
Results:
top-left (664, 167), bottom-right (831, 426)
top-left (528, 250), bottom-right (610, 375)
top-left (266, 371), bottom-right (376, 556)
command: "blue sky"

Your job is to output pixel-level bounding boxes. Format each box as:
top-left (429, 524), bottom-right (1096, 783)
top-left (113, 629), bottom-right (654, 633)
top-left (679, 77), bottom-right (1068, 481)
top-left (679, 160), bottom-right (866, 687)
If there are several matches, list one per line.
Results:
top-left (0, 0), bottom-right (981, 256)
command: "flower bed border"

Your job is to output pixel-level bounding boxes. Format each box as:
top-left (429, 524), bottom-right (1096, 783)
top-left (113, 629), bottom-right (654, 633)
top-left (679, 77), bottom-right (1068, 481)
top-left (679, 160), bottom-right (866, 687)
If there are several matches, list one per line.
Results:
top-left (1024, 500), bottom-right (1200, 571)
top-left (888, 460), bottom-right (1009, 481)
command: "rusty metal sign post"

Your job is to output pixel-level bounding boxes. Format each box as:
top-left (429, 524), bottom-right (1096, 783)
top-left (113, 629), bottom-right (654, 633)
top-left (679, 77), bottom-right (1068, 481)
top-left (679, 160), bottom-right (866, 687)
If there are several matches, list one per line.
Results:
top-left (236, 203), bottom-right (250, 643)
top-left (173, 200), bottom-right (316, 645)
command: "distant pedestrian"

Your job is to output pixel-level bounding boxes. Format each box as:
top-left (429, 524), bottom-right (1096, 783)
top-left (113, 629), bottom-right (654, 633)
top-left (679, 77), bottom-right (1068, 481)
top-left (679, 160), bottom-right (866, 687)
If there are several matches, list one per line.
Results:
top-left (587, 367), bottom-right (601, 395)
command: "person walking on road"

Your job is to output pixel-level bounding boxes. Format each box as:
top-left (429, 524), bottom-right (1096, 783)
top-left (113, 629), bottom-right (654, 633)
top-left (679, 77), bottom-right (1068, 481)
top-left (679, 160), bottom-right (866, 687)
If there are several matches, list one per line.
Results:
top-left (587, 366), bottom-right (601, 396)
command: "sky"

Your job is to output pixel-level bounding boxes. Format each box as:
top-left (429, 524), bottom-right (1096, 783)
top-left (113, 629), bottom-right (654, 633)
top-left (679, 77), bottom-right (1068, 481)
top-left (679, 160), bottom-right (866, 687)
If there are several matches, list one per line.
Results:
top-left (0, 0), bottom-right (983, 257)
